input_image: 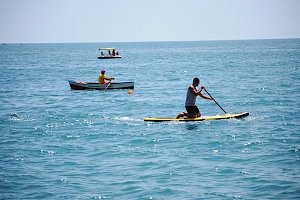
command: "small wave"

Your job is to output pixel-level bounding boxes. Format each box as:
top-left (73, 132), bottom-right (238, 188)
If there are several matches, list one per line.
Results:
top-left (94, 195), bottom-right (110, 199)
top-left (289, 147), bottom-right (299, 152)
top-left (1, 113), bottom-right (34, 122)
top-left (40, 149), bottom-right (56, 155)
top-left (243, 141), bottom-right (263, 147)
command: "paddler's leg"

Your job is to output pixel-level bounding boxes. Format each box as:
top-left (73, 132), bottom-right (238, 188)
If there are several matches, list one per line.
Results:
top-left (176, 112), bottom-right (186, 119)
top-left (186, 106), bottom-right (201, 118)
top-left (195, 106), bottom-right (201, 118)
top-left (187, 113), bottom-right (198, 118)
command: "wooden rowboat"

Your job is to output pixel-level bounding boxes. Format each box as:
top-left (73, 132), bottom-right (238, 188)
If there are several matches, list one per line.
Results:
top-left (68, 80), bottom-right (134, 90)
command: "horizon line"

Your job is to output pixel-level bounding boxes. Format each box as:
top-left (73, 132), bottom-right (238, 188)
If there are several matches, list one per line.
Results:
top-left (1, 37), bottom-right (300, 45)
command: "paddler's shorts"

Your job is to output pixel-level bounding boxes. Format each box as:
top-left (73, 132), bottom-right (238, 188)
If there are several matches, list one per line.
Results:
top-left (185, 106), bottom-right (200, 115)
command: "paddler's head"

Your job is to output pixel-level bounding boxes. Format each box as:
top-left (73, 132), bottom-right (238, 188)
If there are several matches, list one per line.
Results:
top-left (101, 70), bottom-right (105, 75)
top-left (193, 77), bottom-right (200, 86)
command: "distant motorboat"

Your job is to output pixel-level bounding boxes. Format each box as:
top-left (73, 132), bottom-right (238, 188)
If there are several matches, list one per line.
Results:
top-left (98, 48), bottom-right (121, 59)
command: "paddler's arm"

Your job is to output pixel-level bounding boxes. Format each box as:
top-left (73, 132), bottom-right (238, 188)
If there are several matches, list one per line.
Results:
top-left (198, 86), bottom-right (213, 100)
top-left (189, 85), bottom-right (199, 95)
top-left (105, 77), bottom-right (115, 81)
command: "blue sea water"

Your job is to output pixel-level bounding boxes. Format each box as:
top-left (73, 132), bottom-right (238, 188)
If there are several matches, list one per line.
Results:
top-left (0, 39), bottom-right (299, 199)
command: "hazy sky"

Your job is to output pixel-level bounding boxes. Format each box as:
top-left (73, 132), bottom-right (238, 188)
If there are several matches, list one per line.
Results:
top-left (0, 0), bottom-right (299, 43)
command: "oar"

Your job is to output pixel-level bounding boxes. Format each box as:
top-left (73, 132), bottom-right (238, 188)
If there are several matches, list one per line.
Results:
top-left (202, 87), bottom-right (227, 114)
top-left (104, 80), bottom-right (112, 92)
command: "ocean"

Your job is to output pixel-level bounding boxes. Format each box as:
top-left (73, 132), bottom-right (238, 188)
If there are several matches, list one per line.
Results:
top-left (0, 39), bottom-right (299, 199)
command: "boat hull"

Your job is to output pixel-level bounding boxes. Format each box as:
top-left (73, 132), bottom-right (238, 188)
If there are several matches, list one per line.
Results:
top-left (144, 112), bottom-right (249, 122)
top-left (69, 80), bottom-right (134, 90)
top-left (97, 55), bottom-right (121, 59)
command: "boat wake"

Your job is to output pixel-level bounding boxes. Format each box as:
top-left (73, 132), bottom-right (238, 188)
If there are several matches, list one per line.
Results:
top-left (112, 116), bottom-right (144, 126)
top-left (94, 114), bottom-right (143, 126)
top-left (113, 116), bottom-right (143, 122)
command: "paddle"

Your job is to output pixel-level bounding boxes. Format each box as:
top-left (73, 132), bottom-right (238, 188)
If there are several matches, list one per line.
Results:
top-left (104, 80), bottom-right (112, 92)
top-left (202, 87), bottom-right (227, 114)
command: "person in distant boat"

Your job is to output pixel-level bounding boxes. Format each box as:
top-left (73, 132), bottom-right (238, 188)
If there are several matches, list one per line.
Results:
top-left (108, 50), bottom-right (111, 55)
top-left (112, 49), bottom-right (116, 56)
top-left (101, 51), bottom-right (104, 56)
top-left (98, 70), bottom-right (114, 84)
top-left (176, 77), bottom-right (213, 118)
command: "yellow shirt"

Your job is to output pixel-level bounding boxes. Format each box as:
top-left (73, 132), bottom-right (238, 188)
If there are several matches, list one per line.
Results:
top-left (98, 74), bottom-right (107, 84)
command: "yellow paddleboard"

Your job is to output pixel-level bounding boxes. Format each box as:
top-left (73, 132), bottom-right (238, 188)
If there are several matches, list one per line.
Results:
top-left (144, 112), bottom-right (249, 122)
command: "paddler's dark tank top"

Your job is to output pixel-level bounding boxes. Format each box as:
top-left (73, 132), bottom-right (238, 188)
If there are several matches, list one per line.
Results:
top-left (185, 86), bottom-right (197, 106)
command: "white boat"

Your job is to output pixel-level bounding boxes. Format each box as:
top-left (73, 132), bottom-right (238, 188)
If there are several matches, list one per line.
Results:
top-left (98, 48), bottom-right (121, 59)
top-left (68, 80), bottom-right (133, 90)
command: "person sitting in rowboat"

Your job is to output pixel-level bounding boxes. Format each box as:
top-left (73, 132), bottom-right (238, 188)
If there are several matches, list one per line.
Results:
top-left (98, 70), bottom-right (114, 84)
top-left (176, 77), bottom-right (213, 118)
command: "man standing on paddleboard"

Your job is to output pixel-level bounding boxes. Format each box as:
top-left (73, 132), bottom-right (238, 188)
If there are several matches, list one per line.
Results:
top-left (176, 77), bottom-right (213, 118)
